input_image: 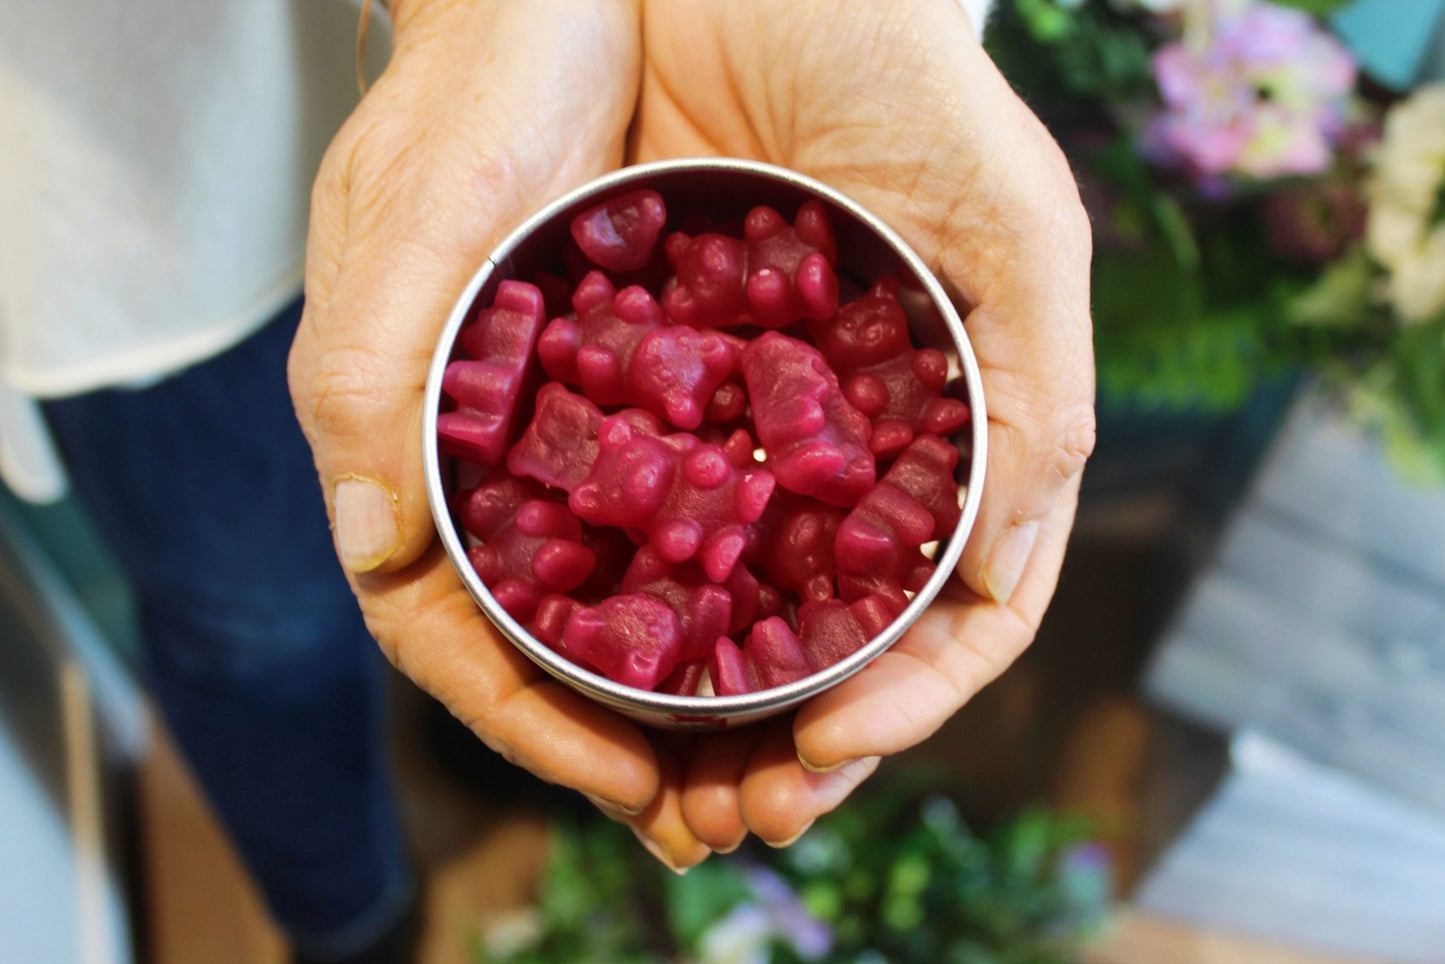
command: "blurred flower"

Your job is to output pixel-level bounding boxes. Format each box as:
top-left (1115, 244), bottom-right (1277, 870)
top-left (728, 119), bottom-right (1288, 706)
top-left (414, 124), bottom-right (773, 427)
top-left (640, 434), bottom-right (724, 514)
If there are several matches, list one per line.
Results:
top-left (1264, 180), bottom-right (1367, 264)
top-left (1108, 0), bottom-right (1185, 12)
top-left (479, 908), bottom-right (544, 959)
top-left (1365, 84), bottom-right (1445, 323)
top-left (1143, 1), bottom-right (1357, 180)
top-left (696, 867), bottom-right (831, 964)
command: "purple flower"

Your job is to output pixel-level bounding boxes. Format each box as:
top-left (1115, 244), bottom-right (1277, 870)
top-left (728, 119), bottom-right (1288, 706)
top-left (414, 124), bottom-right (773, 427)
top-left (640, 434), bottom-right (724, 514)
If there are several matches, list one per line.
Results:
top-left (695, 867), bottom-right (832, 964)
top-left (1144, 1), bottom-right (1357, 181)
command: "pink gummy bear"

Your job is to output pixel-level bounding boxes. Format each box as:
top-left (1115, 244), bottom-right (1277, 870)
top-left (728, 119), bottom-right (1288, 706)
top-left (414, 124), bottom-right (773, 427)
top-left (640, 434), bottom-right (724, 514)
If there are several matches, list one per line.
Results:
top-left (457, 473), bottom-right (597, 622)
top-left (532, 592), bottom-right (683, 691)
top-left (742, 331), bottom-right (876, 508)
top-left (725, 593), bottom-right (899, 693)
top-left (662, 201), bottom-right (840, 329)
top-left (754, 491), bottom-right (845, 603)
top-left (506, 382), bottom-right (664, 492)
top-left (808, 279), bottom-right (971, 459)
top-left (570, 189), bottom-right (668, 273)
top-left (437, 281), bottom-right (546, 466)
top-left (834, 480), bottom-right (936, 602)
top-left (796, 595), bottom-right (898, 670)
top-left (744, 617), bottom-right (813, 690)
top-left (537, 271), bottom-right (736, 429)
top-left (711, 637), bottom-right (756, 696)
top-left (621, 547), bottom-right (733, 662)
top-left (569, 418), bottom-right (776, 583)
top-left (879, 434), bottom-right (962, 537)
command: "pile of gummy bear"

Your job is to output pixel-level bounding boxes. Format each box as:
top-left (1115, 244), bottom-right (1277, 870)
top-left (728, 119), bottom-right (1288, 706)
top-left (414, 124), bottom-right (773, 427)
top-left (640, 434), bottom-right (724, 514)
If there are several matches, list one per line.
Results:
top-left (436, 187), bottom-right (971, 697)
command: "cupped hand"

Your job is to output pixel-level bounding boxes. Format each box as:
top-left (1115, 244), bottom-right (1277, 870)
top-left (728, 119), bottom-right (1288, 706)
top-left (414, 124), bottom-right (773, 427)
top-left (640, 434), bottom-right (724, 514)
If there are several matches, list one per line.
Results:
top-left (291, 0), bottom-right (1094, 874)
top-left (631, 0), bottom-right (1096, 855)
top-left (287, 0), bottom-right (666, 816)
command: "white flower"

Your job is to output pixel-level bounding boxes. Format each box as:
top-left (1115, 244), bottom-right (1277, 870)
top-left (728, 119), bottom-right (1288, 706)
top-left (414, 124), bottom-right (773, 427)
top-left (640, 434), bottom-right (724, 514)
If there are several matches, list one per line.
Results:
top-left (1390, 225), bottom-right (1445, 323)
top-left (1365, 84), bottom-right (1445, 321)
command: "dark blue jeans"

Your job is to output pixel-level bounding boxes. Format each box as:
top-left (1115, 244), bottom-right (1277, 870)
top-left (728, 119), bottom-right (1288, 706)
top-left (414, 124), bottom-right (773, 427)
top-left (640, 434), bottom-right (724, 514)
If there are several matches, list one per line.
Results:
top-left (44, 298), bottom-right (413, 959)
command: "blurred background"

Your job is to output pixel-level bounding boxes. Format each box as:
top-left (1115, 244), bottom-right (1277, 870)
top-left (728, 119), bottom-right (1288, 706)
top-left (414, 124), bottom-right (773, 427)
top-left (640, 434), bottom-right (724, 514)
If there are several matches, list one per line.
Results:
top-left (4, 1), bottom-right (1445, 962)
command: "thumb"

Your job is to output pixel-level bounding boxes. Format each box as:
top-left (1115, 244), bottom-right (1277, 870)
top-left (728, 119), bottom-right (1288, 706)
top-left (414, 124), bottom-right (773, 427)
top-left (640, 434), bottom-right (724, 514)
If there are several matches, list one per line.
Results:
top-left (288, 0), bottom-right (640, 576)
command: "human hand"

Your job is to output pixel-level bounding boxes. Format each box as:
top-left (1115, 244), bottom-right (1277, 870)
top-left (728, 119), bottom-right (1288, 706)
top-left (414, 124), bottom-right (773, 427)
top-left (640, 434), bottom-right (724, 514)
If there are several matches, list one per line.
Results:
top-left (629, 0), bottom-right (1096, 857)
top-left (288, 0), bottom-right (669, 817)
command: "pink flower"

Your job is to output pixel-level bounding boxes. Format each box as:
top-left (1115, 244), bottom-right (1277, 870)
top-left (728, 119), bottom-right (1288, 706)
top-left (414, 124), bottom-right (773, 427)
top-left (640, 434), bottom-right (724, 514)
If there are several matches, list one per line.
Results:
top-left (1144, 2), bottom-right (1357, 180)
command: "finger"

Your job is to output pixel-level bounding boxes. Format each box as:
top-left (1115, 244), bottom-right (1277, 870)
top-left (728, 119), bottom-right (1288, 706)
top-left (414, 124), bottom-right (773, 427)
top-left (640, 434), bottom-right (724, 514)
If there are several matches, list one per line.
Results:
top-left (627, 745), bottom-right (713, 874)
top-left (360, 544), bottom-right (659, 812)
top-left (288, 0), bottom-right (640, 577)
top-left (933, 78), bottom-right (1095, 608)
top-left (738, 721), bottom-right (881, 847)
top-left (681, 725), bottom-right (769, 853)
top-left (794, 475), bottom-right (1080, 770)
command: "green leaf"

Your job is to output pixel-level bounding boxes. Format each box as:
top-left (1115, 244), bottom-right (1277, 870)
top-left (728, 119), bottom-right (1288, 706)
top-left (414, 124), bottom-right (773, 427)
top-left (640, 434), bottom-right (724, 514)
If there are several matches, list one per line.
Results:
top-left (1271, 0), bottom-right (1351, 15)
top-left (1289, 248), bottom-right (1377, 328)
top-left (663, 859), bottom-right (752, 947)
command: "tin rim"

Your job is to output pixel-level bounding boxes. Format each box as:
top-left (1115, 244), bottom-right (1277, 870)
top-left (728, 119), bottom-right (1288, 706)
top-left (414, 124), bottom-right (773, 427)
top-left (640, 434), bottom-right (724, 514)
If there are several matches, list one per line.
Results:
top-left (423, 157), bottom-right (988, 726)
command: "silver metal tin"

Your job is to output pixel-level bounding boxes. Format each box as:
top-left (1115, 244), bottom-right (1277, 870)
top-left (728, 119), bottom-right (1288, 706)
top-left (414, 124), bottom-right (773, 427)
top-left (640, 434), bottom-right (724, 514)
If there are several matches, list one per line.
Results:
top-left (423, 158), bottom-right (987, 729)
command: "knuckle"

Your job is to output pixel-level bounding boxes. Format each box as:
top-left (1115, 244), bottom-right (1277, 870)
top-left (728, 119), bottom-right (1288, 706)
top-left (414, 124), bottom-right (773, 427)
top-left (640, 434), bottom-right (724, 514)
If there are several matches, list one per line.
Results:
top-left (296, 343), bottom-right (391, 446)
top-left (1048, 400), bottom-right (1097, 486)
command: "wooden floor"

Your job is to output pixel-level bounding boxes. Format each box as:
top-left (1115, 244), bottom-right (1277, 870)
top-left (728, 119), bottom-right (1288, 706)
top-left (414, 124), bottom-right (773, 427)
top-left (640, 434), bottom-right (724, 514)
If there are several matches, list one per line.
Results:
top-left (134, 523), bottom-right (1389, 964)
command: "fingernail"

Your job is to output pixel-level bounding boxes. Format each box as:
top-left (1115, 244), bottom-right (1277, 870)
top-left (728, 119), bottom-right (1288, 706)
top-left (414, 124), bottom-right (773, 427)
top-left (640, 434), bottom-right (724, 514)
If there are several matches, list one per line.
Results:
top-left (798, 753), bottom-right (854, 774)
top-left (631, 827), bottom-right (689, 875)
top-left (334, 476), bottom-right (400, 573)
top-left (982, 520), bottom-right (1040, 605)
top-left (585, 793), bottom-right (645, 819)
top-left (764, 820), bottom-right (814, 849)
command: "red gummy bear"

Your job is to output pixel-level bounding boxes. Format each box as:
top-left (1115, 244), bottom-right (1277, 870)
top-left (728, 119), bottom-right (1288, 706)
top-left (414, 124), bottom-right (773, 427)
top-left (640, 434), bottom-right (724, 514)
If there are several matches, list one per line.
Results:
top-left (808, 279), bottom-right (971, 459)
top-left (570, 189), bottom-right (667, 273)
top-left (437, 281), bottom-right (546, 466)
top-left (569, 418), bottom-right (776, 584)
top-left (834, 480), bottom-right (936, 603)
top-left (506, 382), bottom-right (663, 492)
top-left (797, 596), bottom-right (899, 670)
top-left (532, 592), bottom-right (683, 691)
top-left (753, 491), bottom-right (845, 603)
top-left (621, 548), bottom-right (733, 662)
top-left (834, 435), bottom-right (961, 604)
top-left (662, 201), bottom-right (840, 329)
top-left (537, 271), bottom-right (736, 430)
top-left (457, 472), bottom-right (597, 622)
top-left (742, 331), bottom-right (876, 508)
top-left (720, 594), bottom-right (899, 694)
top-left (878, 434), bottom-right (962, 537)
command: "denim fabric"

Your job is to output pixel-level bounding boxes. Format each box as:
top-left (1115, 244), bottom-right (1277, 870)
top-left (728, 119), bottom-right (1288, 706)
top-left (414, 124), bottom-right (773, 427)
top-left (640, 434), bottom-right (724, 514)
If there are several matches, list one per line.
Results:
top-left (43, 297), bottom-right (414, 958)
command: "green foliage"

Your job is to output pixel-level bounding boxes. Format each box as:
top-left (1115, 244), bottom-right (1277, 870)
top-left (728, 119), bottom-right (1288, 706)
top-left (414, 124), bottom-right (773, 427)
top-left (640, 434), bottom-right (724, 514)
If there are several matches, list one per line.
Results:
top-left (1270, 0), bottom-right (1352, 15)
top-left (984, 1), bottom-right (1445, 486)
top-left (473, 779), bottom-right (1110, 964)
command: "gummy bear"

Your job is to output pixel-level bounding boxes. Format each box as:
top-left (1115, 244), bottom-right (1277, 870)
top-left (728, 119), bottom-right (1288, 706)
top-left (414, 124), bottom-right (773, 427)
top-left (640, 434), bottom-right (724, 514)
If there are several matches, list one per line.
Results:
top-left (437, 281), bottom-right (546, 466)
top-left (457, 472), bottom-right (597, 622)
top-left (742, 331), bottom-right (876, 508)
top-left (808, 279), bottom-right (971, 459)
top-left (570, 188), bottom-right (668, 273)
top-left (744, 617), bottom-right (813, 689)
top-left (621, 547), bottom-right (734, 662)
top-left (506, 382), bottom-right (664, 492)
top-left (834, 480), bottom-right (936, 602)
top-left (537, 271), bottom-right (736, 430)
top-left (569, 418), bottom-right (776, 583)
top-left (878, 434), bottom-right (962, 537)
top-left (533, 592), bottom-right (683, 691)
top-left (753, 491), bottom-right (845, 603)
top-left (662, 201), bottom-right (840, 329)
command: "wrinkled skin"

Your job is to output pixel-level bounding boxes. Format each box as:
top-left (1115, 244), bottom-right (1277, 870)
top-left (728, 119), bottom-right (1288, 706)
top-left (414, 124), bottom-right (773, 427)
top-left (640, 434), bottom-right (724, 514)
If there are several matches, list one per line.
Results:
top-left (288, 0), bottom-right (1094, 872)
